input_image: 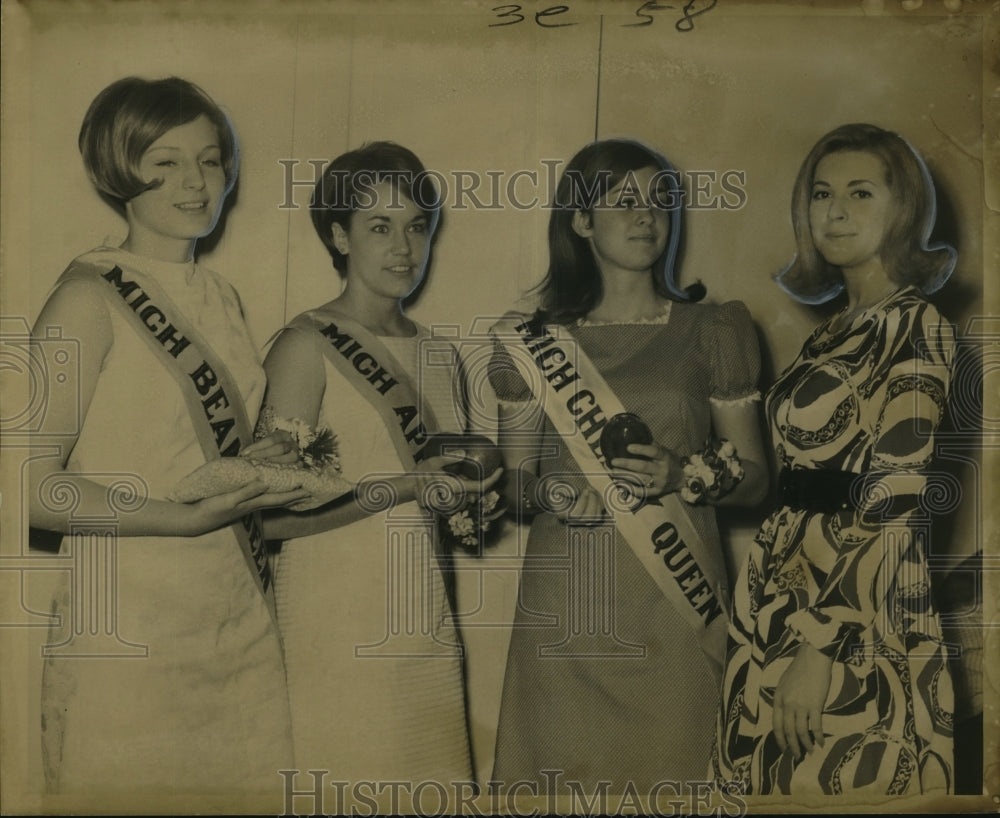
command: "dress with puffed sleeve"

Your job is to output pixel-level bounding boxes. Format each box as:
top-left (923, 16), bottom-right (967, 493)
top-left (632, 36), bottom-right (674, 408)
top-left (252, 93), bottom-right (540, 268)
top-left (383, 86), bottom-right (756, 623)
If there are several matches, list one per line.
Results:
top-left (491, 299), bottom-right (762, 792)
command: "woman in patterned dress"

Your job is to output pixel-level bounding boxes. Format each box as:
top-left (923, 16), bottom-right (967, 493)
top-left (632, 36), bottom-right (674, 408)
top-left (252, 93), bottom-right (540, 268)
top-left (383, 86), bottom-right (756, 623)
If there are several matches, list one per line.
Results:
top-left (488, 138), bottom-right (769, 793)
top-left (713, 123), bottom-right (957, 795)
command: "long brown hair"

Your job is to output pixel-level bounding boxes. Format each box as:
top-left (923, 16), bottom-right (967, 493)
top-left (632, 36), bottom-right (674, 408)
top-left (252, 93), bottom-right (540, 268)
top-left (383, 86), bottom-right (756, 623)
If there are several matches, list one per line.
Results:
top-left (534, 138), bottom-right (702, 325)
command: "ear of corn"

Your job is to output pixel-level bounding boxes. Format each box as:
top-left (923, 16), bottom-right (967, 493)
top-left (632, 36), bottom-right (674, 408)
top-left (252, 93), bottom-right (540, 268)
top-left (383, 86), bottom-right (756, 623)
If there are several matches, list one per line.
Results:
top-left (169, 457), bottom-right (353, 511)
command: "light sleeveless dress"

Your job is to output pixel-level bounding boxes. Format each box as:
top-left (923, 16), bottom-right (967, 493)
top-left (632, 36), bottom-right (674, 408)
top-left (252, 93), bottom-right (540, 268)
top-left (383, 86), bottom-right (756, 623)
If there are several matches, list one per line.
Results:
top-left (40, 247), bottom-right (292, 799)
top-left (273, 322), bottom-right (474, 791)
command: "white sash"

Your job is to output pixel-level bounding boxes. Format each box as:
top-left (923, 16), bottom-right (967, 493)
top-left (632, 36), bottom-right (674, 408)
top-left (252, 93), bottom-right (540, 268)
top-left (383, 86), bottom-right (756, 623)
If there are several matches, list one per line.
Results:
top-left (492, 312), bottom-right (729, 671)
top-left (287, 310), bottom-right (442, 470)
top-left (60, 254), bottom-right (276, 624)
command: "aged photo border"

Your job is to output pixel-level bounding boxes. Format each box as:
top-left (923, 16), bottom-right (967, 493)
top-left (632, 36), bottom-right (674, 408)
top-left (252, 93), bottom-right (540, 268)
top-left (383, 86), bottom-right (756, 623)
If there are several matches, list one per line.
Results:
top-left (1, 0), bottom-right (996, 814)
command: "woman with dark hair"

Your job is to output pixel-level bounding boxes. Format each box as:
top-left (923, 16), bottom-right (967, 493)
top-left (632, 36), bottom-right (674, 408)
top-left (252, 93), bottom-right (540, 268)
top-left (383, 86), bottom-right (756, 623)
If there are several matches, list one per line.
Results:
top-left (31, 77), bottom-right (306, 796)
top-left (488, 138), bottom-right (768, 791)
top-left (713, 123), bottom-right (957, 795)
top-left (261, 141), bottom-right (500, 791)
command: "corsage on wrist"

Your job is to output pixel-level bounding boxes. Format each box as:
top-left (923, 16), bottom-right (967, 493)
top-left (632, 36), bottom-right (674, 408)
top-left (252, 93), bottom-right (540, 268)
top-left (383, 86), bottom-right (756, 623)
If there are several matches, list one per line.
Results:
top-left (439, 489), bottom-right (505, 555)
top-left (258, 406), bottom-right (340, 471)
top-left (679, 438), bottom-right (743, 505)
top-left (423, 432), bottom-right (507, 555)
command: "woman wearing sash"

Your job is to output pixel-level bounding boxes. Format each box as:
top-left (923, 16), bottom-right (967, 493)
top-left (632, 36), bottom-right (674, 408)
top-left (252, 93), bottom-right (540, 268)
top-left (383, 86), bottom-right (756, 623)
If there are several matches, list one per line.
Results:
top-left (260, 142), bottom-right (500, 791)
top-left (712, 124), bottom-right (956, 794)
top-left (29, 77), bottom-right (306, 797)
top-left (488, 138), bottom-right (769, 792)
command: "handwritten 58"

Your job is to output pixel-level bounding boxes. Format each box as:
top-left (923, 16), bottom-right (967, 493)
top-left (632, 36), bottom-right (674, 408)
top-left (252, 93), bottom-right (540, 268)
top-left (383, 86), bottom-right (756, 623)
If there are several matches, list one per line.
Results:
top-left (488, 1), bottom-right (718, 32)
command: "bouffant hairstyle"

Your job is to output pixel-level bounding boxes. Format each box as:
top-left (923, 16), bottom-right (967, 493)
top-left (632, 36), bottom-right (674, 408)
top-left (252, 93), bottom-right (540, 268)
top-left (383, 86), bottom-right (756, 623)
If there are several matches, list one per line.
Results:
top-left (79, 76), bottom-right (239, 203)
top-left (310, 141), bottom-right (442, 275)
top-left (777, 123), bottom-right (955, 304)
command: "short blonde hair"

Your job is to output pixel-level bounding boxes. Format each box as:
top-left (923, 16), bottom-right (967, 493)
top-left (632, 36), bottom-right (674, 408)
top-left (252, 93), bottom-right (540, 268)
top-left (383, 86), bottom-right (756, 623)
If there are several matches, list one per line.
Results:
top-left (79, 76), bottom-right (239, 203)
top-left (778, 123), bottom-right (955, 303)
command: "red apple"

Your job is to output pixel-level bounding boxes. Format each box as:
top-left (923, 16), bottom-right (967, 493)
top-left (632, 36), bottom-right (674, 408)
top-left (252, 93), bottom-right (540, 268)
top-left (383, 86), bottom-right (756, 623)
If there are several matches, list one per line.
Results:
top-left (600, 412), bottom-right (653, 463)
top-left (425, 432), bottom-right (504, 481)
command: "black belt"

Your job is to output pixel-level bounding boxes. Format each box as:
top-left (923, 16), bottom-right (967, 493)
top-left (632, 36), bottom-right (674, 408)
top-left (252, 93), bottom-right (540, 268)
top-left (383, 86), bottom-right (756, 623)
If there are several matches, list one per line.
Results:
top-left (778, 467), bottom-right (862, 515)
top-left (778, 467), bottom-right (920, 522)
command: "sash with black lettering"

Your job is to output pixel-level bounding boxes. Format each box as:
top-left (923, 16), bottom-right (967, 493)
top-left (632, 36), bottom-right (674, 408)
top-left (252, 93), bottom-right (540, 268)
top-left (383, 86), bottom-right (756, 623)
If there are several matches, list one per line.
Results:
top-left (492, 312), bottom-right (728, 671)
top-left (286, 310), bottom-right (439, 471)
top-left (59, 255), bottom-right (276, 623)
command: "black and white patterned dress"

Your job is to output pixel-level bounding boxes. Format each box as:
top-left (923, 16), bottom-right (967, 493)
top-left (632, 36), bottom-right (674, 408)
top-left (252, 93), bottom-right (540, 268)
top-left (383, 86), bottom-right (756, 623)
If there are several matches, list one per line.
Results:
top-left (713, 286), bottom-right (955, 795)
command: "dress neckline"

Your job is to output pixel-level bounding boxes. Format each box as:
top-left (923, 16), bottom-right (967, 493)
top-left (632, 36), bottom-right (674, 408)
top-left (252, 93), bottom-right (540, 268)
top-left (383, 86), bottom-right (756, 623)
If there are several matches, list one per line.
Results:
top-left (380, 328), bottom-right (426, 341)
top-left (305, 306), bottom-right (422, 339)
top-left (575, 301), bottom-right (673, 328)
top-left (101, 244), bottom-right (199, 285)
top-left (821, 285), bottom-right (913, 337)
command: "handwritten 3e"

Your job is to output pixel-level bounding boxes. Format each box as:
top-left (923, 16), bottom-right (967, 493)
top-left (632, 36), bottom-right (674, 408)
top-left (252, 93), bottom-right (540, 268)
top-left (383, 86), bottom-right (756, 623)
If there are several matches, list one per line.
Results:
top-left (488, 0), bottom-right (718, 32)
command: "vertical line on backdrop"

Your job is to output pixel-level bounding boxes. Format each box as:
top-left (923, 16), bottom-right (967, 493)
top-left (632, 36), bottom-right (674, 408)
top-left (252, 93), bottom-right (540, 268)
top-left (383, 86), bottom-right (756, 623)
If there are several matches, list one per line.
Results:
top-left (339, 17), bottom-right (356, 299)
top-left (594, 15), bottom-right (604, 140)
top-left (345, 18), bottom-right (355, 153)
top-left (281, 15), bottom-right (303, 325)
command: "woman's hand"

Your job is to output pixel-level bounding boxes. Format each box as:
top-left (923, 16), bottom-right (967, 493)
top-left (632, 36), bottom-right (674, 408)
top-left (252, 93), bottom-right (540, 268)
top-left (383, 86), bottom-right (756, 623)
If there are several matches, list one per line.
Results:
top-left (557, 486), bottom-right (607, 525)
top-left (241, 430), bottom-right (299, 464)
top-left (410, 454), bottom-right (503, 512)
top-left (772, 643), bottom-right (833, 760)
top-left (611, 443), bottom-right (685, 497)
top-left (182, 480), bottom-right (311, 536)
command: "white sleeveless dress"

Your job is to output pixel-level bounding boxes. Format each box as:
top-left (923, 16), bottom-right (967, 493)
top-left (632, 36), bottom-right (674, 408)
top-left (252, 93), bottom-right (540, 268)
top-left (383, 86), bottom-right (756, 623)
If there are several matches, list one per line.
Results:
top-left (40, 247), bottom-right (292, 800)
top-left (273, 324), bottom-right (473, 790)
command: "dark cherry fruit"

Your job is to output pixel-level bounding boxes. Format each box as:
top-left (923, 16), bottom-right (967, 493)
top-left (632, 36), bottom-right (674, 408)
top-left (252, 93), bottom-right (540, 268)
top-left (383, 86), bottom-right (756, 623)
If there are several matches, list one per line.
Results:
top-left (425, 433), bottom-right (504, 481)
top-left (600, 413), bottom-right (654, 463)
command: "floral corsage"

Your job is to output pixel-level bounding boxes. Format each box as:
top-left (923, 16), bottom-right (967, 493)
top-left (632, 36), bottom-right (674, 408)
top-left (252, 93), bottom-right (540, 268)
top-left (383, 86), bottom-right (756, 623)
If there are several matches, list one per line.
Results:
top-left (439, 489), bottom-right (505, 555)
top-left (169, 406), bottom-right (351, 511)
top-left (679, 438), bottom-right (744, 504)
top-left (258, 406), bottom-right (341, 472)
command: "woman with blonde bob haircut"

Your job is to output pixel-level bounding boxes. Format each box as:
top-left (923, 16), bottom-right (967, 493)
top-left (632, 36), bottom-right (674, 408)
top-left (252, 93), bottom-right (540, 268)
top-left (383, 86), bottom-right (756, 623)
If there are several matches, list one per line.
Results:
top-left (79, 75), bottom-right (240, 206)
top-left (32, 76), bottom-right (305, 799)
top-left (714, 123), bottom-right (957, 795)
top-left (778, 122), bottom-right (955, 303)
